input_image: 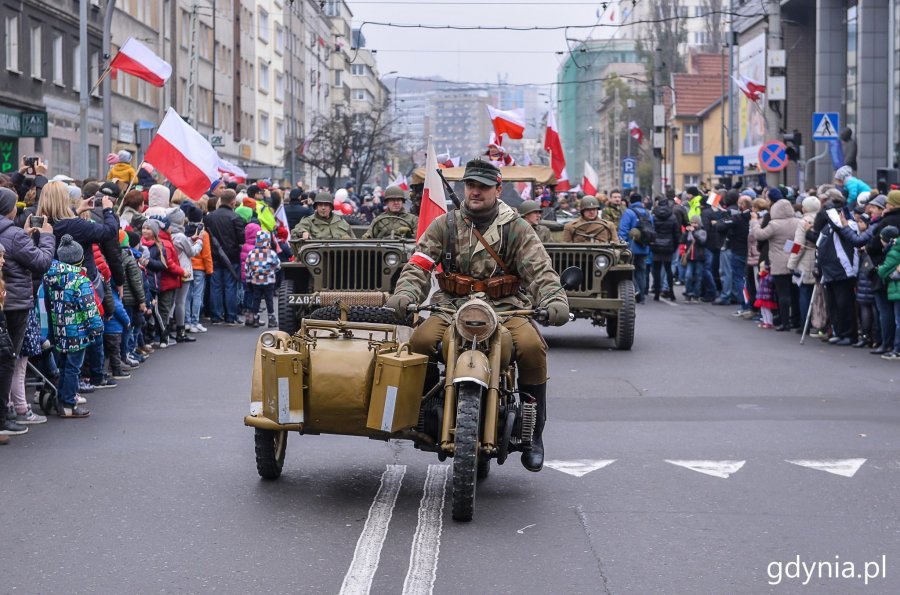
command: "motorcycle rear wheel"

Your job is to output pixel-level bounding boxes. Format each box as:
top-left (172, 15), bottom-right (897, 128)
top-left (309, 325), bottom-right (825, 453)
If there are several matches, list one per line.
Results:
top-left (452, 383), bottom-right (481, 522)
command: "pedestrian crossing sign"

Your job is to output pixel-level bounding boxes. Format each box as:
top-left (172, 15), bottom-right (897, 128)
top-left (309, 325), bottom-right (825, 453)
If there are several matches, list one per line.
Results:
top-left (812, 112), bottom-right (840, 141)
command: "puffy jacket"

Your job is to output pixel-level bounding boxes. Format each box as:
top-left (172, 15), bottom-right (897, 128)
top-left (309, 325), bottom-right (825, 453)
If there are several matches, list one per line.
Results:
top-left (866, 210), bottom-right (900, 266)
top-left (815, 219), bottom-right (859, 283)
top-left (617, 203), bottom-right (653, 255)
top-left (240, 223), bottom-right (261, 282)
top-left (87, 209), bottom-right (125, 287)
top-left (650, 203), bottom-right (680, 258)
top-left (786, 213), bottom-right (817, 284)
top-left (681, 228), bottom-right (707, 262)
top-left (190, 229), bottom-right (214, 275)
top-left (120, 246), bottom-right (146, 306)
top-left (157, 230), bottom-right (185, 291)
top-left (725, 210), bottom-right (751, 257)
top-left (749, 200), bottom-right (799, 275)
top-left (103, 291), bottom-right (131, 334)
top-left (205, 205), bottom-right (245, 264)
top-left (107, 162), bottom-right (137, 184)
top-left (843, 177), bottom-right (871, 206)
top-left (141, 238), bottom-right (165, 293)
top-left (50, 210), bottom-right (118, 283)
top-left (700, 204), bottom-right (725, 251)
top-left (171, 231), bottom-right (203, 282)
top-left (0, 218), bottom-right (55, 310)
top-left (43, 260), bottom-right (103, 353)
top-left (878, 241), bottom-right (900, 301)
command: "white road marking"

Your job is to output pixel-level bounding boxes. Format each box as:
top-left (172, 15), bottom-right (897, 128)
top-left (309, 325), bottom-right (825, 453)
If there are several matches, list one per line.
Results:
top-left (665, 459), bottom-right (746, 479)
top-left (660, 298), bottom-right (679, 307)
top-left (339, 464), bottom-right (407, 595)
top-left (544, 459), bottom-right (617, 477)
top-left (401, 464), bottom-right (449, 595)
top-left (516, 524), bottom-right (536, 534)
top-left (785, 458), bottom-right (867, 478)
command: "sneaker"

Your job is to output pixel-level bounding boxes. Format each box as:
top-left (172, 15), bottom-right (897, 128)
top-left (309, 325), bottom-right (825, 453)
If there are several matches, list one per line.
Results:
top-left (16, 407), bottom-right (47, 425)
top-left (139, 345), bottom-right (154, 355)
top-left (267, 317), bottom-right (277, 328)
top-left (0, 418), bottom-right (28, 435)
top-left (59, 405), bottom-right (90, 418)
top-left (78, 380), bottom-right (96, 394)
top-left (194, 323), bottom-right (208, 333)
top-left (158, 340), bottom-right (169, 349)
top-left (112, 370), bottom-right (132, 380)
top-left (124, 356), bottom-right (141, 367)
top-left (881, 351), bottom-right (900, 360)
top-left (225, 320), bottom-right (243, 327)
top-left (93, 378), bottom-right (118, 389)
top-left (210, 319), bottom-right (227, 326)
top-left (187, 324), bottom-right (199, 333)
top-left (75, 394), bottom-right (88, 404)
top-left (758, 322), bottom-right (774, 329)
top-left (731, 310), bottom-right (745, 317)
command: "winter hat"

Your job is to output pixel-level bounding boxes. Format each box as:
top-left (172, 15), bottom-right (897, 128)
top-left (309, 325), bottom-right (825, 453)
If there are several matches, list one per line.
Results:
top-left (99, 181), bottom-right (120, 199)
top-left (740, 188), bottom-right (757, 199)
top-left (106, 153), bottom-right (119, 165)
top-left (181, 202), bottom-right (203, 223)
top-left (0, 187), bottom-right (17, 216)
top-left (141, 163), bottom-right (155, 173)
top-left (880, 225), bottom-right (899, 242)
top-left (57, 234), bottom-right (84, 265)
top-left (887, 190), bottom-right (900, 209)
top-left (690, 215), bottom-right (702, 226)
top-left (82, 181), bottom-right (102, 198)
top-left (686, 186), bottom-right (701, 197)
top-left (247, 184), bottom-right (260, 198)
top-left (142, 219), bottom-right (161, 237)
top-left (629, 192), bottom-right (642, 204)
top-left (67, 185), bottom-right (82, 201)
top-left (868, 195), bottom-right (887, 210)
top-left (117, 150), bottom-right (132, 164)
top-left (288, 188), bottom-right (303, 202)
top-left (235, 205), bottom-right (253, 223)
top-left (148, 184), bottom-right (171, 208)
top-left (767, 187), bottom-right (784, 202)
top-left (127, 230), bottom-right (141, 248)
top-left (834, 165), bottom-right (853, 182)
top-left (242, 196), bottom-right (257, 209)
top-left (166, 207), bottom-right (186, 234)
top-left (801, 196), bottom-right (821, 215)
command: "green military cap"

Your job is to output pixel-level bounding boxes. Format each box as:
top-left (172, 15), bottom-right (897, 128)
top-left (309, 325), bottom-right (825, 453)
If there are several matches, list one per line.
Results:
top-left (461, 158), bottom-right (502, 187)
top-left (580, 196), bottom-right (600, 211)
top-left (383, 185), bottom-right (406, 201)
top-left (517, 200), bottom-right (541, 216)
top-left (313, 191), bottom-right (334, 205)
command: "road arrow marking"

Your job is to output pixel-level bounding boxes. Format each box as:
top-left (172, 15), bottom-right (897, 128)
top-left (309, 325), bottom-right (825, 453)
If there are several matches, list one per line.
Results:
top-left (402, 465), bottom-right (449, 595)
top-left (785, 458), bottom-right (867, 478)
top-left (544, 459), bottom-right (616, 477)
top-left (340, 464), bottom-right (406, 595)
top-left (665, 460), bottom-right (746, 479)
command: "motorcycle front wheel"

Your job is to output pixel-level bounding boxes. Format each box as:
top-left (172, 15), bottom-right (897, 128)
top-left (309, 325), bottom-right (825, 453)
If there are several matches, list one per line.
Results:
top-left (452, 382), bottom-right (482, 522)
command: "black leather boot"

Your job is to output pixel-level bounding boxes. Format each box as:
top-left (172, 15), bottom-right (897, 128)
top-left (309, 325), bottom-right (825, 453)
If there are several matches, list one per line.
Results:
top-left (176, 326), bottom-right (196, 343)
top-left (519, 383), bottom-right (546, 472)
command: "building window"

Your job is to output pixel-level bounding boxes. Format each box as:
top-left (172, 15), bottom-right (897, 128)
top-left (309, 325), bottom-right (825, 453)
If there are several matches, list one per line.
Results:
top-left (52, 138), bottom-right (71, 174)
top-left (180, 10), bottom-right (190, 48)
top-left (275, 23), bottom-right (285, 54)
top-left (259, 61), bottom-right (269, 93)
top-left (88, 144), bottom-right (99, 178)
top-left (275, 72), bottom-right (284, 102)
top-left (52, 33), bottom-right (63, 85)
top-left (258, 8), bottom-right (268, 43)
top-left (334, 69), bottom-right (342, 86)
top-left (683, 174), bottom-right (700, 188)
top-left (72, 43), bottom-right (80, 90)
top-left (275, 119), bottom-right (284, 147)
top-left (30, 25), bottom-right (41, 79)
top-left (5, 16), bottom-right (19, 71)
top-left (683, 124), bottom-right (700, 154)
top-left (351, 63), bottom-right (365, 76)
top-left (353, 89), bottom-right (367, 101)
top-left (259, 112), bottom-right (269, 144)
top-left (90, 51), bottom-right (100, 97)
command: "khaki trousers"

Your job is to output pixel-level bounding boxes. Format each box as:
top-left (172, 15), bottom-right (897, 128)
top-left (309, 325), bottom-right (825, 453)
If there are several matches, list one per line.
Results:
top-left (409, 315), bottom-right (547, 385)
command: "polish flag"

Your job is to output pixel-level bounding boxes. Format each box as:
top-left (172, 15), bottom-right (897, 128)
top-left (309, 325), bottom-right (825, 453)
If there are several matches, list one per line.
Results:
top-left (217, 158), bottom-right (246, 184)
top-left (583, 161), bottom-right (599, 196)
top-left (144, 108), bottom-right (220, 199)
top-left (706, 192), bottom-right (721, 208)
top-left (734, 73), bottom-right (765, 102)
top-left (416, 137), bottom-right (449, 240)
top-left (109, 37), bottom-right (172, 87)
top-left (544, 109), bottom-right (570, 191)
top-left (487, 106), bottom-right (526, 142)
top-left (628, 121), bottom-right (643, 144)
top-left (390, 173), bottom-right (409, 191)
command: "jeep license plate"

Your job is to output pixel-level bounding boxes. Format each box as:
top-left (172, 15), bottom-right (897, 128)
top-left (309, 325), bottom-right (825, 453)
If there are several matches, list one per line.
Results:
top-left (287, 294), bottom-right (321, 305)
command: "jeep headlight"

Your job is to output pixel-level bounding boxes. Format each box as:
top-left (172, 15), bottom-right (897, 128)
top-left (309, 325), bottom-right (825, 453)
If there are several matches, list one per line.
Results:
top-left (304, 251), bottom-right (321, 266)
top-left (260, 332), bottom-right (277, 348)
top-left (384, 252), bottom-right (401, 267)
top-left (594, 254), bottom-right (610, 271)
top-left (454, 299), bottom-right (498, 343)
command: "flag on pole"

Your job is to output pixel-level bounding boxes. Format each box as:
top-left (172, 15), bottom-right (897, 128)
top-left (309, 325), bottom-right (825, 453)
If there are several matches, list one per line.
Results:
top-left (733, 73), bottom-right (765, 102)
top-left (487, 106), bottom-right (526, 143)
top-left (109, 37), bottom-right (172, 87)
top-left (144, 108), bottom-right (220, 199)
top-left (706, 192), bottom-right (722, 208)
top-left (544, 109), bottom-right (570, 191)
top-left (416, 137), bottom-right (449, 241)
top-left (583, 161), bottom-right (599, 196)
top-left (217, 158), bottom-right (246, 184)
top-left (390, 173), bottom-right (409, 191)
top-left (628, 121), bottom-right (643, 144)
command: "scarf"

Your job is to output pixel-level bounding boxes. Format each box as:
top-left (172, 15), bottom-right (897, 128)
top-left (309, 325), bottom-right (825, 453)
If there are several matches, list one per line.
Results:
top-left (460, 199), bottom-right (500, 233)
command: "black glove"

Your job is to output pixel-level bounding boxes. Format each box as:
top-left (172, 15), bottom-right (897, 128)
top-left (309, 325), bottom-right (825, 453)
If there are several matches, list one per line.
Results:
top-left (546, 302), bottom-right (570, 326)
top-left (384, 294), bottom-right (412, 320)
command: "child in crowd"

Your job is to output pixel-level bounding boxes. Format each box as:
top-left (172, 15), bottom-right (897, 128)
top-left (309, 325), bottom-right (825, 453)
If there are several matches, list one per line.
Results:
top-left (681, 215), bottom-right (707, 302)
top-left (754, 265), bottom-right (778, 329)
top-left (103, 289), bottom-right (132, 380)
top-left (244, 229), bottom-right (281, 328)
top-left (877, 225), bottom-right (900, 360)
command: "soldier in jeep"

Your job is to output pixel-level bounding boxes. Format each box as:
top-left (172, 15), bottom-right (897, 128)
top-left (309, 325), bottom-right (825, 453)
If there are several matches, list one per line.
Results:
top-left (362, 186), bottom-right (418, 239)
top-left (289, 191), bottom-right (353, 241)
top-left (562, 196), bottom-right (618, 243)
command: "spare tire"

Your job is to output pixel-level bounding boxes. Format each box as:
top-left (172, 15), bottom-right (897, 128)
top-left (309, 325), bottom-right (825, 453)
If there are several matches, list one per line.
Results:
top-left (307, 305), bottom-right (411, 326)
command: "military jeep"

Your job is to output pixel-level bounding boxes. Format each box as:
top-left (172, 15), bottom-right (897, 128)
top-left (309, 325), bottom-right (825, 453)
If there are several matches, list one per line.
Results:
top-left (278, 238), bottom-right (415, 334)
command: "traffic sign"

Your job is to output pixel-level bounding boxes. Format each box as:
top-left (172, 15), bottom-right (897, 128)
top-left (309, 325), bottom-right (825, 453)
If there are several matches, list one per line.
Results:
top-left (622, 157), bottom-right (636, 189)
top-left (758, 140), bottom-right (788, 172)
top-left (812, 112), bottom-right (839, 141)
top-left (714, 155), bottom-right (744, 176)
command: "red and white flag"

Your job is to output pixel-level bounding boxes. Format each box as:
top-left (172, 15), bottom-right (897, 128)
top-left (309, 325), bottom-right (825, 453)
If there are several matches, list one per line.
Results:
top-left (390, 173), bottom-right (409, 191)
top-left (144, 108), bottom-right (220, 199)
top-left (707, 192), bottom-right (722, 208)
top-left (628, 121), bottom-right (643, 144)
top-left (109, 37), bottom-right (172, 87)
top-left (583, 161), bottom-right (599, 196)
top-left (544, 109), bottom-right (570, 191)
top-left (415, 137), bottom-right (449, 241)
top-left (217, 158), bottom-right (246, 184)
top-left (734, 73), bottom-right (765, 102)
top-left (487, 106), bottom-right (526, 143)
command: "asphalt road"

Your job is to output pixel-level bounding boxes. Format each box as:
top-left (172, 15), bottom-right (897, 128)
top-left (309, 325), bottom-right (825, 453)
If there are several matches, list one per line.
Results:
top-left (4, 299), bottom-right (900, 594)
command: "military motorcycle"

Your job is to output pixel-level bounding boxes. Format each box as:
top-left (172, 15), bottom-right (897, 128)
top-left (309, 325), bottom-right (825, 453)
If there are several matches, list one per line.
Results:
top-left (245, 269), bottom-right (582, 522)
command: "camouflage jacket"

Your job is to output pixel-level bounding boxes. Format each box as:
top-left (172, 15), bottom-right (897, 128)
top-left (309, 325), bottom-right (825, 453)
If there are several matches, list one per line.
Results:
top-left (362, 211), bottom-right (418, 239)
top-left (532, 223), bottom-right (553, 243)
top-left (562, 216), bottom-right (618, 243)
top-left (394, 201), bottom-right (567, 310)
top-left (290, 213), bottom-right (353, 240)
top-left (602, 203), bottom-right (626, 228)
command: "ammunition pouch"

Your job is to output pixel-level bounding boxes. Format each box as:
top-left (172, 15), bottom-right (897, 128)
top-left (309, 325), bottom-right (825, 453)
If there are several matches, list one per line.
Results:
top-left (437, 271), bottom-right (520, 299)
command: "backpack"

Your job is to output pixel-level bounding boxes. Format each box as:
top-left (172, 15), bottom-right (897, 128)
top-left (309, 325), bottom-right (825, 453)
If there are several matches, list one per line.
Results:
top-left (631, 205), bottom-right (656, 247)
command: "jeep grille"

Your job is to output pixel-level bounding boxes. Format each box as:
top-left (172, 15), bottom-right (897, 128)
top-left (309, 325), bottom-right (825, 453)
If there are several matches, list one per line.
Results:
top-left (321, 248), bottom-right (383, 291)
top-left (547, 250), bottom-right (594, 293)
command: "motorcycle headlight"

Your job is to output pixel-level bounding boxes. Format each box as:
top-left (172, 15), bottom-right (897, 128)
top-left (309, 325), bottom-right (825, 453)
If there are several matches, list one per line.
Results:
top-left (384, 252), bottom-right (401, 267)
top-left (303, 251), bottom-right (321, 266)
top-left (594, 254), bottom-right (610, 271)
top-left (454, 298), bottom-right (498, 343)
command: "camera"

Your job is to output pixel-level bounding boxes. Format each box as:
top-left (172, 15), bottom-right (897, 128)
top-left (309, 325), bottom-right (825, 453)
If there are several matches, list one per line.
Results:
top-left (93, 195), bottom-right (104, 208)
top-left (24, 156), bottom-right (38, 167)
top-left (28, 215), bottom-right (45, 228)
top-left (195, 223), bottom-right (204, 234)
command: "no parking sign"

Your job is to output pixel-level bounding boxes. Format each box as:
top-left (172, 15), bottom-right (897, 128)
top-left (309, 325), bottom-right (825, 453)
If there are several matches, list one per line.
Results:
top-left (758, 140), bottom-right (788, 173)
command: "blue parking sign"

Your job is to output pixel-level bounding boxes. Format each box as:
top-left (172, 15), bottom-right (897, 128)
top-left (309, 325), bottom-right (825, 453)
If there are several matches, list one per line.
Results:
top-left (622, 157), bottom-right (636, 189)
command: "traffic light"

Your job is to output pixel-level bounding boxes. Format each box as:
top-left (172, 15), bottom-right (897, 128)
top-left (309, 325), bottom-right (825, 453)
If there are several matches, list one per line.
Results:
top-left (876, 168), bottom-right (899, 195)
top-left (783, 130), bottom-right (802, 162)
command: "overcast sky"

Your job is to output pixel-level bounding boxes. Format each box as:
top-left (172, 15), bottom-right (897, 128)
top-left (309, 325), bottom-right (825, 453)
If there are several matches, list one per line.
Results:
top-left (347, 0), bottom-right (616, 86)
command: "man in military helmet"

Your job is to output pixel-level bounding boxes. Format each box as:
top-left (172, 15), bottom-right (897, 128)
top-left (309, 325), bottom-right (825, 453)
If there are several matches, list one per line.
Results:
top-left (562, 196), bottom-right (618, 243)
top-left (362, 185), bottom-right (419, 239)
top-left (386, 159), bottom-right (570, 472)
top-left (518, 200), bottom-right (553, 243)
top-left (290, 191), bottom-right (353, 240)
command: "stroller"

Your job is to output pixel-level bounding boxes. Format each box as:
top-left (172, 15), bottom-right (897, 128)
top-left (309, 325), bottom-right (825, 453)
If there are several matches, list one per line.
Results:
top-left (27, 355), bottom-right (59, 416)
